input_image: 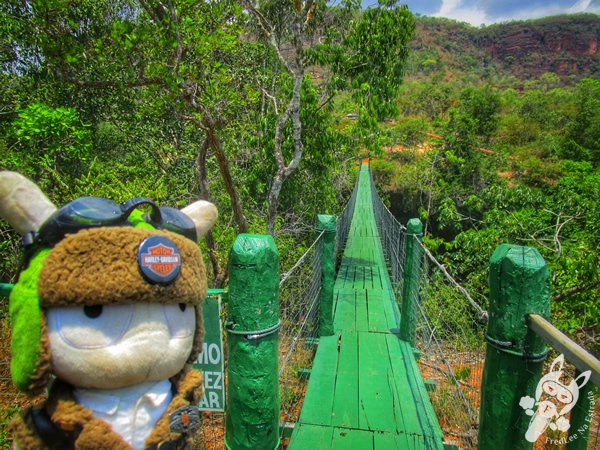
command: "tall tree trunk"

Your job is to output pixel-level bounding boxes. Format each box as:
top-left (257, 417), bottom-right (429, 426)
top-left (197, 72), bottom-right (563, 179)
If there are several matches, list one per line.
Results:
top-left (194, 137), bottom-right (228, 288)
top-left (205, 127), bottom-right (248, 234)
top-left (266, 72), bottom-right (304, 234)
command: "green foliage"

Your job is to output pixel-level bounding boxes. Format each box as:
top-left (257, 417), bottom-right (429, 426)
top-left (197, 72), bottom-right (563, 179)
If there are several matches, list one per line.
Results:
top-left (560, 78), bottom-right (600, 164)
top-left (3, 103), bottom-right (91, 198)
top-left (314, 1), bottom-right (414, 153)
top-left (458, 86), bottom-right (500, 143)
top-left (382, 72), bottom-right (599, 348)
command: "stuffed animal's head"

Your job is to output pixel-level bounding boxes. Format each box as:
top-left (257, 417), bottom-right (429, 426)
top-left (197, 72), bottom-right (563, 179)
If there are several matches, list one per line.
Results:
top-left (0, 172), bottom-right (217, 394)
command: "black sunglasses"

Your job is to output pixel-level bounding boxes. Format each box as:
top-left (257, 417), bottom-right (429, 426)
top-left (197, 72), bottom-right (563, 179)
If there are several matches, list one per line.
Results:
top-left (22, 196), bottom-right (196, 255)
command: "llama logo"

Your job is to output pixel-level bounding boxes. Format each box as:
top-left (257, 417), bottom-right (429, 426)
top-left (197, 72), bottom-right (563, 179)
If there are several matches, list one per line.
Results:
top-left (520, 354), bottom-right (591, 442)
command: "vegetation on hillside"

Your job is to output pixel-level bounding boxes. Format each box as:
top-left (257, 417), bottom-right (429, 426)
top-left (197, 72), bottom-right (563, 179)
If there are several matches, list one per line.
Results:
top-left (407, 13), bottom-right (600, 85)
top-left (368, 75), bottom-right (599, 351)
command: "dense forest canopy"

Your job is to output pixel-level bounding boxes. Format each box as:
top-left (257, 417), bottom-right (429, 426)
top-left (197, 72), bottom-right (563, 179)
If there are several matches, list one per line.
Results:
top-left (0, 3), bottom-right (597, 352)
top-left (0, 0), bottom-right (414, 286)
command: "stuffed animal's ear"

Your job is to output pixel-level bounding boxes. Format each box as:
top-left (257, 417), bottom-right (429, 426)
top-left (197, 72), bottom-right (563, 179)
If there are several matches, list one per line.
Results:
top-left (549, 354), bottom-right (565, 374)
top-left (0, 171), bottom-right (56, 235)
top-left (181, 200), bottom-right (217, 240)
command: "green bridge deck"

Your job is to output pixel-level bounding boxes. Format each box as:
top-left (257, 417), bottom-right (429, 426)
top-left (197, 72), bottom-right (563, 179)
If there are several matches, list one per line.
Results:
top-left (288, 164), bottom-right (444, 450)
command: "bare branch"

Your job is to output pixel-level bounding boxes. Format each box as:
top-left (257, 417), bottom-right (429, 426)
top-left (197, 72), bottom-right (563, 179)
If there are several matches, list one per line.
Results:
top-left (167, 0), bottom-right (183, 70)
top-left (553, 283), bottom-right (600, 302)
top-left (261, 87), bottom-right (279, 115)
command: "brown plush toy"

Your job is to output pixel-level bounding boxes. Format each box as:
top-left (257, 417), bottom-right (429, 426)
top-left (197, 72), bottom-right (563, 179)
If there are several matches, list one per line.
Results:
top-left (0, 171), bottom-right (217, 450)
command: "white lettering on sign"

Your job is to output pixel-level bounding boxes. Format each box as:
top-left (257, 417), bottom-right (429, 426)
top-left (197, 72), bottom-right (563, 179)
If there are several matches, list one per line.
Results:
top-left (142, 256), bottom-right (180, 263)
top-left (198, 390), bottom-right (222, 409)
top-left (195, 294), bottom-right (225, 412)
top-left (198, 343), bottom-right (222, 365)
top-left (203, 371), bottom-right (223, 390)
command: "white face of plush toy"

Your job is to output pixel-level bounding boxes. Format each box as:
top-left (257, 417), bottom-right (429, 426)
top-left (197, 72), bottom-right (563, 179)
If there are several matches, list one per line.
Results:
top-left (47, 302), bottom-right (196, 389)
top-left (47, 303), bottom-right (196, 389)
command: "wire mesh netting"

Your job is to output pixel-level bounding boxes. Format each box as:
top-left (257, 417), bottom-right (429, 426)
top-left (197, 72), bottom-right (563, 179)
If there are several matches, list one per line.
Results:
top-left (334, 175), bottom-right (358, 261)
top-left (369, 168), bottom-right (488, 448)
top-left (370, 168), bottom-right (406, 288)
top-left (279, 171), bottom-right (359, 445)
top-left (413, 237), bottom-right (487, 449)
top-left (278, 232), bottom-right (324, 445)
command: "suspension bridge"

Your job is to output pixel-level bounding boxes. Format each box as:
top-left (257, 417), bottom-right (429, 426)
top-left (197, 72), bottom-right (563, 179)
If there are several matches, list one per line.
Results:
top-left (1, 161), bottom-right (598, 450)
top-left (287, 162), bottom-right (443, 449)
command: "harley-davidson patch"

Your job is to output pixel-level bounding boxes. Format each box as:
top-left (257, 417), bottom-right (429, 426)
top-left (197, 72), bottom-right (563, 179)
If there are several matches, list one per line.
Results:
top-left (138, 235), bottom-right (182, 284)
top-left (169, 406), bottom-right (200, 434)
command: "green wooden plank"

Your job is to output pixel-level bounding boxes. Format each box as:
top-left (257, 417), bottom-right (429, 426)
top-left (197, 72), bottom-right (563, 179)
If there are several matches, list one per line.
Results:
top-left (364, 265), bottom-right (374, 290)
top-left (381, 290), bottom-right (401, 332)
top-left (331, 331), bottom-right (359, 428)
top-left (384, 334), bottom-right (424, 434)
top-left (331, 428), bottom-right (373, 450)
top-left (334, 292), bottom-right (356, 332)
top-left (355, 289), bottom-right (369, 332)
top-left (358, 332), bottom-right (398, 433)
top-left (355, 265), bottom-right (363, 289)
top-left (288, 423), bottom-right (334, 450)
top-left (366, 290), bottom-right (389, 333)
top-left (373, 431), bottom-right (411, 450)
top-left (298, 335), bottom-right (339, 426)
top-left (372, 264), bottom-right (384, 290)
top-left (346, 265), bottom-right (356, 290)
top-left (386, 335), bottom-right (444, 446)
top-left (398, 340), bottom-right (444, 445)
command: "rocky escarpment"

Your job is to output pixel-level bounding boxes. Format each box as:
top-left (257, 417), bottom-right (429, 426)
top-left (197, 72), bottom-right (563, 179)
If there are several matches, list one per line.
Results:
top-left (481, 14), bottom-right (600, 78)
top-left (409, 13), bottom-right (600, 82)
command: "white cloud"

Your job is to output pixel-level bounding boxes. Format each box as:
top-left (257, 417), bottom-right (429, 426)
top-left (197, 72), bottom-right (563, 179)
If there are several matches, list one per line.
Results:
top-left (433, 0), bottom-right (489, 25)
top-left (429, 0), bottom-right (600, 25)
top-left (569, 0), bottom-right (592, 12)
top-left (569, 0), bottom-right (600, 13)
top-left (492, 1), bottom-right (600, 23)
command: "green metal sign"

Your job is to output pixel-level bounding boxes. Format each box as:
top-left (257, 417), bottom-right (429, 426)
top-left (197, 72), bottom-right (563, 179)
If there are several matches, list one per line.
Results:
top-left (194, 290), bottom-right (225, 411)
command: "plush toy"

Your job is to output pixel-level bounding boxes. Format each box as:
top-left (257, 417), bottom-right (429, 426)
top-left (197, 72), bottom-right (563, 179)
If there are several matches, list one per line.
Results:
top-left (0, 171), bottom-right (217, 450)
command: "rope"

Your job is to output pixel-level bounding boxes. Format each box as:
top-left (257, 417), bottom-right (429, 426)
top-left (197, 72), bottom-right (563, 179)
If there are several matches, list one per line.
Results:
top-left (280, 230), bottom-right (325, 287)
top-left (415, 236), bottom-right (489, 321)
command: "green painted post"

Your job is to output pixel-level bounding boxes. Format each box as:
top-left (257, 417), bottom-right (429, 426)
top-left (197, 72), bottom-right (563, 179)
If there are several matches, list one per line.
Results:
top-left (478, 244), bottom-right (550, 450)
top-left (565, 370), bottom-right (595, 450)
top-left (317, 214), bottom-right (336, 337)
top-left (400, 218), bottom-right (423, 347)
top-left (225, 234), bottom-right (280, 450)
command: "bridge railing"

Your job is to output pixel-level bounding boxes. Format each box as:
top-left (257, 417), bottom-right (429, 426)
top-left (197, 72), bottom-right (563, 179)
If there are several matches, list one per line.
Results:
top-left (369, 167), bottom-right (406, 288)
top-left (478, 244), bottom-right (600, 450)
top-left (368, 162), bottom-right (489, 447)
top-left (413, 236), bottom-right (488, 449)
top-left (334, 171), bottom-right (359, 260)
top-left (278, 230), bottom-right (324, 438)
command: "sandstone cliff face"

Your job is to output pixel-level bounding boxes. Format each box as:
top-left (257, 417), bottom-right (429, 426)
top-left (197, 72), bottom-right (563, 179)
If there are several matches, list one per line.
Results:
top-left (411, 14), bottom-right (600, 81)
top-left (481, 15), bottom-right (600, 78)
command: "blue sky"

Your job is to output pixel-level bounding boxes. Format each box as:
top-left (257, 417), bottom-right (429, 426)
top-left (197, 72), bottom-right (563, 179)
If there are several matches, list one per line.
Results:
top-left (360, 0), bottom-right (600, 25)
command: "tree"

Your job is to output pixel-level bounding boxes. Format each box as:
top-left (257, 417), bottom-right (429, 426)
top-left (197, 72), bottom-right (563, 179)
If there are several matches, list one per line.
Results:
top-left (240, 0), bottom-right (414, 231)
top-left (458, 86), bottom-right (499, 144)
top-left (561, 78), bottom-right (600, 164)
